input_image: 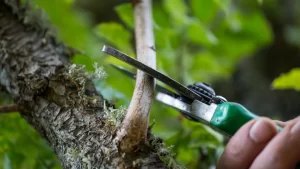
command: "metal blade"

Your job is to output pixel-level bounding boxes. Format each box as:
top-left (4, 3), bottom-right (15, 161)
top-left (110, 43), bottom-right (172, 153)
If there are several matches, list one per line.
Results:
top-left (110, 64), bottom-right (136, 79)
top-left (156, 92), bottom-right (216, 123)
top-left (156, 92), bottom-right (191, 113)
top-left (102, 45), bottom-right (205, 102)
top-left (110, 64), bottom-right (182, 98)
top-left (156, 92), bottom-right (198, 121)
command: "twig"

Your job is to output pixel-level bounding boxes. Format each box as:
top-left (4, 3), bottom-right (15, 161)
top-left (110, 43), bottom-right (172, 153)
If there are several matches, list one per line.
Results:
top-left (116, 0), bottom-right (156, 152)
top-left (0, 104), bottom-right (19, 114)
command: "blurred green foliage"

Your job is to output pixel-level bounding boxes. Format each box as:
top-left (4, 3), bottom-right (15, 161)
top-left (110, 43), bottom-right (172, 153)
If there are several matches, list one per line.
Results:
top-left (0, 0), bottom-right (276, 168)
top-left (271, 0), bottom-right (300, 92)
top-left (273, 68), bottom-right (300, 91)
top-left (0, 113), bottom-right (61, 169)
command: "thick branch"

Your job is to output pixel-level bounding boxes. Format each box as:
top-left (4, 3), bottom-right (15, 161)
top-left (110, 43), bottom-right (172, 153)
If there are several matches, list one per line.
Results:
top-left (116, 0), bottom-right (156, 152)
top-left (0, 1), bottom-right (168, 168)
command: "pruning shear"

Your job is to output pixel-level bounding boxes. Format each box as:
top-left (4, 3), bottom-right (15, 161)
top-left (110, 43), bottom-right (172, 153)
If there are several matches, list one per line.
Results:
top-left (102, 45), bottom-right (280, 136)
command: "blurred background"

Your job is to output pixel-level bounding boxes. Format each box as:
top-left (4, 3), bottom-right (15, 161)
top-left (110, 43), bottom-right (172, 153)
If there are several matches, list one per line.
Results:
top-left (1, 0), bottom-right (300, 168)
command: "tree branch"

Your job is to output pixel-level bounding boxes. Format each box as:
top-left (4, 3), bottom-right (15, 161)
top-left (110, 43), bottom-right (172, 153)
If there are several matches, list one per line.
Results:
top-left (116, 0), bottom-right (156, 152)
top-left (0, 1), bottom-right (169, 168)
top-left (0, 104), bottom-right (19, 113)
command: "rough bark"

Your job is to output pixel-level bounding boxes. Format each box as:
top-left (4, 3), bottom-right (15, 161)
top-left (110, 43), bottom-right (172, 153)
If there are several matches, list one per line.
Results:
top-left (116, 0), bottom-right (156, 152)
top-left (0, 1), bottom-right (170, 168)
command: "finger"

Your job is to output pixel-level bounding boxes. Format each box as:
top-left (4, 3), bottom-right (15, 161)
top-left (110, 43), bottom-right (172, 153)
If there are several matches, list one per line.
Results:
top-left (285, 116), bottom-right (300, 124)
top-left (250, 119), bottom-right (300, 169)
top-left (273, 116), bottom-right (300, 129)
top-left (273, 120), bottom-right (286, 128)
top-left (217, 118), bottom-right (277, 169)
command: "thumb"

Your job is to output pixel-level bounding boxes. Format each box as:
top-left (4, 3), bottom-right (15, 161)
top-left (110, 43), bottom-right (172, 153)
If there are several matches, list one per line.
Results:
top-left (217, 118), bottom-right (277, 169)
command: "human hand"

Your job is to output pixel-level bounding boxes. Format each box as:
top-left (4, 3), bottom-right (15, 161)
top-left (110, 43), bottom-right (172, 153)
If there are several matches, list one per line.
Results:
top-left (217, 117), bottom-right (300, 169)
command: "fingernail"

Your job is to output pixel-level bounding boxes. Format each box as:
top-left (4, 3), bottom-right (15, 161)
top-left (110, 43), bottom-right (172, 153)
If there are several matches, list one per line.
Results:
top-left (291, 121), bottom-right (300, 134)
top-left (250, 119), bottom-right (275, 143)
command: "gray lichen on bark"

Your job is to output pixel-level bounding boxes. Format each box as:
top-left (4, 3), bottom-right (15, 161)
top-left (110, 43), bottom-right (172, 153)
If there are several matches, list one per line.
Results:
top-left (0, 0), bottom-right (172, 168)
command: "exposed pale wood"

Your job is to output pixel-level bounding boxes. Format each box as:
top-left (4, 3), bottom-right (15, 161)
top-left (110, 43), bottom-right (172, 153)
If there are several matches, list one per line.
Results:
top-left (116, 0), bottom-right (156, 152)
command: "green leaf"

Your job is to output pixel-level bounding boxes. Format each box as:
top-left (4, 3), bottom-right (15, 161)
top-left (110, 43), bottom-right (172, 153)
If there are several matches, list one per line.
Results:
top-left (213, 0), bottom-right (231, 14)
top-left (272, 68), bottom-right (300, 90)
top-left (94, 22), bottom-right (132, 53)
top-left (150, 103), bottom-right (182, 140)
top-left (189, 126), bottom-right (222, 148)
top-left (153, 2), bottom-right (171, 29)
top-left (156, 46), bottom-right (178, 79)
top-left (210, 11), bottom-right (273, 60)
top-left (225, 12), bottom-right (273, 45)
top-left (182, 120), bottom-right (223, 147)
top-left (188, 21), bottom-right (218, 46)
top-left (0, 114), bottom-right (61, 169)
top-left (73, 54), bottom-right (94, 71)
top-left (155, 28), bottom-right (181, 49)
top-left (115, 3), bottom-right (134, 28)
top-left (190, 0), bottom-right (219, 23)
top-left (29, 0), bottom-right (105, 63)
top-left (100, 65), bottom-right (134, 106)
top-left (189, 51), bottom-right (229, 82)
top-left (176, 147), bottom-right (199, 165)
top-left (211, 35), bottom-right (256, 60)
top-left (30, 0), bottom-right (90, 49)
top-left (163, 0), bottom-right (188, 25)
top-left (63, 0), bottom-right (74, 5)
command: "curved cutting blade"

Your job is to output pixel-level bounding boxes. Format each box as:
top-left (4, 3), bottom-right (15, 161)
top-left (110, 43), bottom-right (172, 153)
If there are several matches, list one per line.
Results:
top-left (110, 64), bottom-right (183, 97)
top-left (103, 45), bottom-right (208, 102)
top-left (156, 92), bottom-right (208, 122)
top-left (156, 92), bottom-right (215, 123)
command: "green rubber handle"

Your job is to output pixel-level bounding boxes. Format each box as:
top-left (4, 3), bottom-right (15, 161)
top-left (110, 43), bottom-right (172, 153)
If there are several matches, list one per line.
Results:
top-left (210, 102), bottom-right (258, 136)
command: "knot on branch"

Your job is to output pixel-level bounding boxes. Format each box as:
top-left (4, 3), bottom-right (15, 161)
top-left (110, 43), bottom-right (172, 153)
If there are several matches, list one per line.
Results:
top-left (116, 115), bottom-right (149, 152)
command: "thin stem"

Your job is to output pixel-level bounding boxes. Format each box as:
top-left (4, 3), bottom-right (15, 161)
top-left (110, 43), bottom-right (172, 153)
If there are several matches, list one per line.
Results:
top-left (116, 0), bottom-right (156, 152)
top-left (0, 104), bottom-right (19, 114)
